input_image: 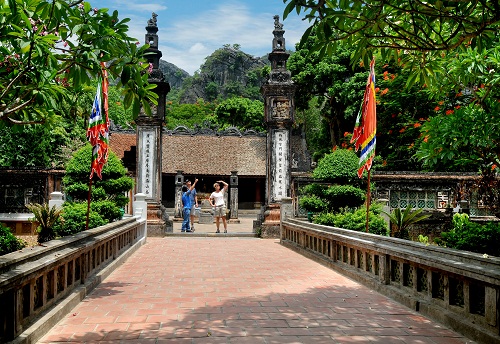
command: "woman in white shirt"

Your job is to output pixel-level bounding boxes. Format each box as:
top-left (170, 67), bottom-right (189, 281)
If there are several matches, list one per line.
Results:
top-left (209, 180), bottom-right (228, 233)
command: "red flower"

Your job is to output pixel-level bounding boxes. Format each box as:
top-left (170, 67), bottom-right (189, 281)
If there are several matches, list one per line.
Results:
top-left (446, 109), bottom-right (454, 115)
top-left (399, 128), bottom-right (406, 133)
top-left (413, 123), bottom-right (422, 128)
top-left (434, 106), bottom-right (440, 111)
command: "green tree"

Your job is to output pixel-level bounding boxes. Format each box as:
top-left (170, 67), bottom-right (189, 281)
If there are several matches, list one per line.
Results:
top-left (0, 0), bottom-right (157, 127)
top-left (283, 0), bottom-right (500, 86)
top-left (165, 99), bottom-right (216, 129)
top-left (214, 97), bottom-right (265, 132)
top-left (288, 37), bottom-right (366, 149)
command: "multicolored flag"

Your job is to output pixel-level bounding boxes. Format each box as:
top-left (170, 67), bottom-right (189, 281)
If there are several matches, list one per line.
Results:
top-left (87, 63), bottom-right (110, 180)
top-left (351, 58), bottom-right (376, 178)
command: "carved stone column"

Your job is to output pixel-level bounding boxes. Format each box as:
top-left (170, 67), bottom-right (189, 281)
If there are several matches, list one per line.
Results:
top-left (229, 171), bottom-right (240, 223)
top-left (259, 15), bottom-right (296, 238)
top-left (174, 170), bottom-right (184, 219)
top-left (135, 13), bottom-right (171, 235)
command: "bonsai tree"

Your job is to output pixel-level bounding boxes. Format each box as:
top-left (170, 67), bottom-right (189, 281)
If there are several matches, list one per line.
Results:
top-left (58, 144), bottom-right (134, 235)
top-left (26, 203), bottom-right (62, 243)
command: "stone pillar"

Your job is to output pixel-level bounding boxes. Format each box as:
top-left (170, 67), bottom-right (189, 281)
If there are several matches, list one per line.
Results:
top-left (229, 171), bottom-right (240, 223)
top-left (280, 196), bottom-right (293, 241)
top-left (135, 13), bottom-right (171, 236)
top-left (259, 15), bottom-right (296, 238)
top-left (49, 191), bottom-right (64, 209)
top-left (174, 170), bottom-right (184, 219)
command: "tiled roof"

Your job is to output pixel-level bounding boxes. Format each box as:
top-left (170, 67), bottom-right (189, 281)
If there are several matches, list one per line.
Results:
top-left (109, 132), bottom-right (266, 176)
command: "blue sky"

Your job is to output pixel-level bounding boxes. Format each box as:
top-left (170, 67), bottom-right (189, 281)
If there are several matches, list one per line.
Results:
top-left (93, 0), bottom-right (310, 75)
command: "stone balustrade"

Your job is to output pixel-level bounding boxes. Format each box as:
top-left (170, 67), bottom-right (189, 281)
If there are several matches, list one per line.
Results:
top-left (0, 216), bottom-right (146, 343)
top-left (281, 218), bottom-right (500, 344)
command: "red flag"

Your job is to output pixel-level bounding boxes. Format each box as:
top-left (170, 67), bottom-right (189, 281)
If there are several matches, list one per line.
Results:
top-left (351, 58), bottom-right (376, 178)
top-left (88, 63), bottom-right (110, 180)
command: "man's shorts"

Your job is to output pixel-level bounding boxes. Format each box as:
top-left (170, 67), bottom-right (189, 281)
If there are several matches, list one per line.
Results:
top-left (213, 205), bottom-right (226, 217)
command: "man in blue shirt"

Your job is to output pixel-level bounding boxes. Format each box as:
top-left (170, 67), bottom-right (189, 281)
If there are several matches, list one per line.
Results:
top-left (185, 179), bottom-right (198, 232)
top-left (181, 178), bottom-right (198, 232)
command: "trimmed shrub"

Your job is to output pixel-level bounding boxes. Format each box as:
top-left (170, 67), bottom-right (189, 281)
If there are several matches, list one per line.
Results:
top-left (313, 149), bottom-right (364, 187)
top-left (299, 183), bottom-right (325, 198)
top-left (323, 185), bottom-right (365, 211)
top-left (437, 214), bottom-right (500, 257)
top-left (0, 224), bottom-right (26, 256)
top-left (91, 200), bottom-right (122, 222)
top-left (54, 203), bottom-right (106, 237)
top-left (63, 144), bottom-right (134, 205)
top-left (315, 204), bottom-right (389, 236)
top-left (299, 195), bottom-right (327, 213)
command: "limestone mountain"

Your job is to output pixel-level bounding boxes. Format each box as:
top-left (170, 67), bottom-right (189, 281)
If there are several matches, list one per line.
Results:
top-left (158, 60), bottom-right (190, 89)
top-left (176, 45), bottom-right (270, 104)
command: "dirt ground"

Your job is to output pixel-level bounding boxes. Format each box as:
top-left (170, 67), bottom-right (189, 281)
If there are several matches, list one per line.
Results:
top-left (16, 234), bottom-right (38, 248)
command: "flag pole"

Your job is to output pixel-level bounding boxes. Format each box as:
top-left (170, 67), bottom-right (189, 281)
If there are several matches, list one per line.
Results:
top-left (86, 177), bottom-right (93, 231)
top-left (365, 169), bottom-right (371, 233)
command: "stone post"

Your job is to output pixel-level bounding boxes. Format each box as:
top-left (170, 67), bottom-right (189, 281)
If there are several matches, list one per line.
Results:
top-left (174, 170), bottom-right (184, 219)
top-left (280, 196), bottom-right (293, 241)
top-left (49, 191), bottom-right (64, 209)
top-left (260, 15), bottom-right (296, 238)
top-left (133, 193), bottom-right (148, 220)
top-left (229, 171), bottom-right (240, 223)
top-left (135, 13), bottom-right (171, 236)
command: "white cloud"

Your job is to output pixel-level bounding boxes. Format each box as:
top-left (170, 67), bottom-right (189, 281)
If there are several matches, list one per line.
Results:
top-left (106, 0), bottom-right (311, 75)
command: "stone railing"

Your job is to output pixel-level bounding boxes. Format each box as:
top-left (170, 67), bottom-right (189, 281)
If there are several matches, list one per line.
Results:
top-left (0, 215), bottom-right (147, 344)
top-left (280, 217), bottom-right (500, 344)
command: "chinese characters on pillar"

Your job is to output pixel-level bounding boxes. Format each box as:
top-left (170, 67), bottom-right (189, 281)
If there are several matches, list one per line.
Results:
top-left (272, 130), bottom-right (289, 201)
top-left (141, 130), bottom-right (156, 196)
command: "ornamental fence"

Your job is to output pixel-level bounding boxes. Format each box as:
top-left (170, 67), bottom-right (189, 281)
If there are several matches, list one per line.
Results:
top-left (280, 216), bottom-right (500, 344)
top-left (0, 215), bottom-right (146, 344)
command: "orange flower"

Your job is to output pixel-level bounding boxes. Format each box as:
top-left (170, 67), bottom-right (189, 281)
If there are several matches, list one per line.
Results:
top-left (390, 74), bottom-right (396, 80)
top-left (456, 92), bottom-right (463, 97)
top-left (408, 143), bottom-right (414, 149)
top-left (438, 101), bottom-right (444, 105)
top-left (399, 128), bottom-right (406, 133)
top-left (381, 88), bottom-right (389, 95)
top-left (343, 131), bottom-right (350, 137)
top-left (455, 105), bottom-right (461, 109)
top-left (492, 164), bottom-right (497, 170)
top-left (341, 142), bottom-right (347, 148)
top-left (423, 136), bottom-right (429, 143)
top-left (383, 71), bottom-right (389, 76)
top-left (446, 109), bottom-right (454, 115)
top-left (382, 160), bottom-right (387, 166)
top-left (375, 87), bottom-right (380, 93)
top-left (413, 123), bottom-right (421, 128)
top-left (434, 106), bottom-right (440, 111)
top-left (419, 118), bottom-right (425, 121)
top-left (384, 75), bottom-right (389, 80)
top-left (332, 146), bottom-right (338, 151)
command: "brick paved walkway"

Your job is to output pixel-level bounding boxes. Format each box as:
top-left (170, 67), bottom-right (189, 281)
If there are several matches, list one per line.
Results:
top-left (39, 237), bottom-right (474, 344)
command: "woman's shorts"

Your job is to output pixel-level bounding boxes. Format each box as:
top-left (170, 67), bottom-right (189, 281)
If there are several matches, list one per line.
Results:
top-left (213, 205), bottom-right (226, 217)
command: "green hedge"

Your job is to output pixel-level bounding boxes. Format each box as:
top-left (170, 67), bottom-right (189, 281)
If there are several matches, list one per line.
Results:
top-left (437, 214), bottom-right (500, 257)
top-left (314, 205), bottom-right (389, 236)
top-left (0, 224), bottom-right (26, 256)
